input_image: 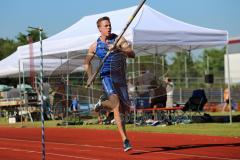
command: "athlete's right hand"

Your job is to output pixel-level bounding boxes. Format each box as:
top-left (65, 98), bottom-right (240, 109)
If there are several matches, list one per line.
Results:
top-left (108, 44), bottom-right (121, 52)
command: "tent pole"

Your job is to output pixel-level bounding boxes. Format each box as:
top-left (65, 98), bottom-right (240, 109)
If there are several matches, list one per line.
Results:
top-left (22, 64), bottom-right (25, 121)
top-left (18, 59), bottom-right (23, 127)
top-left (155, 46), bottom-right (159, 77)
top-left (138, 56), bottom-right (140, 76)
top-left (207, 55), bottom-right (210, 74)
top-left (226, 44), bottom-right (232, 124)
top-left (184, 54), bottom-right (188, 88)
top-left (88, 87), bottom-right (91, 111)
top-left (60, 57), bottom-right (64, 121)
top-left (154, 48), bottom-right (157, 76)
top-left (66, 51), bottom-right (69, 127)
top-left (132, 58), bottom-right (136, 127)
top-left (91, 80), bottom-right (94, 112)
top-left (162, 55), bottom-right (165, 77)
top-left (22, 63), bottom-right (33, 123)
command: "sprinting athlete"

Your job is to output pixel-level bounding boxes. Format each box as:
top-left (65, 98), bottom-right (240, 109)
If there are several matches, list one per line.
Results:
top-left (84, 16), bottom-right (135, 152)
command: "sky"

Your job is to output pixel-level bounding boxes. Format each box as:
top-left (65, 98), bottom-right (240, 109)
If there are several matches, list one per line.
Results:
top-left (0, 0), bottom-right (240, 40)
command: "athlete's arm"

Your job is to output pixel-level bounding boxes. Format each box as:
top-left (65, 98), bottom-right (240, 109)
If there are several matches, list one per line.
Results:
top-left (109, 36), bottom-right (135, 58)
top-left (118, 37), bottom-right (135, 58)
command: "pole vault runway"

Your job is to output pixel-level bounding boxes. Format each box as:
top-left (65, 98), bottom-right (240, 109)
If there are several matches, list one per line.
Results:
top-left (0, 127), bottom-right (239, 160)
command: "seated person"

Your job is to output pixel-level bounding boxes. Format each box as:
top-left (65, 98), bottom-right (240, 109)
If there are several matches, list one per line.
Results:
top-left (7, 84), bottom-right (20, 99)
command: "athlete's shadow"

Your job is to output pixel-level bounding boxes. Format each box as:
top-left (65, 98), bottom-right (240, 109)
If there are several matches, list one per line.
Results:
top-left (131, 142), bottom-right (240, 155)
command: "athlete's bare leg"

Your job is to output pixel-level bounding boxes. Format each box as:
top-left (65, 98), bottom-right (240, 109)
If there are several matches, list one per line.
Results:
top-left (101, 94), bottom-right (128, 141)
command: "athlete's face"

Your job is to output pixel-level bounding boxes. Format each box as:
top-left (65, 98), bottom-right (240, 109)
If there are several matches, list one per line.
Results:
top-left (98, 20), bottom-right (112, 37)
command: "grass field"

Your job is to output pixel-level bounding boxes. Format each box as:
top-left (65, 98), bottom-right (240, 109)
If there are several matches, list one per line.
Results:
top-left (205, 111), bottom-right (240, 116)
top-left (1, 117), bottom-right (240, 137)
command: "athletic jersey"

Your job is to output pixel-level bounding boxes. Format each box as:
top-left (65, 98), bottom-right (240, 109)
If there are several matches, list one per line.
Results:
top-left (95, 34), bottom-right (126, 80)
top-left (96, 34), bottom-right (130, 108)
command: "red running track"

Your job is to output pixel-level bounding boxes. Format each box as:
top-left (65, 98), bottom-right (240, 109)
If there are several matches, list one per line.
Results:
top-left (0, 127), bottom-right (239, 160)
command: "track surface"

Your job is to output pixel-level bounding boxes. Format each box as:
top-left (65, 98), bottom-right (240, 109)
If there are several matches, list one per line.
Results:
top-left (0, 127), bottom-right (239, 160)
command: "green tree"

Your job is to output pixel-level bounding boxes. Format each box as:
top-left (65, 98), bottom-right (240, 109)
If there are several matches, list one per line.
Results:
top-left (0, 38), bottom-right (18, 60)
top-left (168, 51), bottom-right (205, 88)
top-left (168, 51), bottom-right (201, 78)
top-left (167, 48), bottom-right (225, 88)
top-left (16, 29), bottom-right (47, 45)
top-left (135, 54), bottom-right (168, 79)
top-left (0, 30), bottom-right (47, 60)
top-left (202, 47), bottom-right (225, 77)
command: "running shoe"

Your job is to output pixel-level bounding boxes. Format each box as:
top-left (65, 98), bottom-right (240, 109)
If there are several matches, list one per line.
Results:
top-left (123, 139), bottom-right (132, 152)
top-left (93, 95), bottom-right (106, 112)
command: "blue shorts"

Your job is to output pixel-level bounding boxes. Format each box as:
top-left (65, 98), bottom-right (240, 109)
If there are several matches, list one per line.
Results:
top-left (102, 76), bottom-right (130, 108)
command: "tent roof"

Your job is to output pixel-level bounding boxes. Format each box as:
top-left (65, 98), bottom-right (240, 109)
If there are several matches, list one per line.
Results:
top-left (17, 5), bottom-right (227, 59)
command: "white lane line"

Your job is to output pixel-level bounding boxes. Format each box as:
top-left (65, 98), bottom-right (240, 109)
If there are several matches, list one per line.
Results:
top-left (0, 137), bottom-right (121, 150)
top-left (0, 147), bottom-right (101, 160)
top-left (0, 137), bottom-right (238, 160)
top-left (52, 147), bottom-right (90, 152)
top-left (134, 150), bottom-right (240, 160)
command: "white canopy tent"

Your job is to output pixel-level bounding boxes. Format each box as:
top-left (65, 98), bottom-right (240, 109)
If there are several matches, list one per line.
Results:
top-left (0, 4), bottom-right (232, 122)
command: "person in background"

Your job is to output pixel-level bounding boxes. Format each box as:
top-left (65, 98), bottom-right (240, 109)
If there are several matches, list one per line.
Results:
top-left (7, 84), bottom-right (20, 99)
top-left (71, 96), bottom-right (78, 112)
top-left (165, 77), bottom-right (174, 108)
top-left (221, 87), bottom-right (237, 112)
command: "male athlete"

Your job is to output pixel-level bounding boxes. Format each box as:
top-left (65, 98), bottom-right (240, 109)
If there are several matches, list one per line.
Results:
top-left (84, 16), bottom-right (135, 152)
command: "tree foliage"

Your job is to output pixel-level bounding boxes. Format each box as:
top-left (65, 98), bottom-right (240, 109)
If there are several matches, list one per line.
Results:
top-left (168, 51), bottom-right (202, 79)
top-left (202, 47), bottom-right (225, 77)
top-left (168, 48), bottom-right (226, 88)
top-left (16, 29), bottom-right (47, 46)
top-left (0, 38), bottom-right (18, 60)
top-left (168, 48), bottom-right (225, 78)
top-left (0, 30), bottom-right (47, 60)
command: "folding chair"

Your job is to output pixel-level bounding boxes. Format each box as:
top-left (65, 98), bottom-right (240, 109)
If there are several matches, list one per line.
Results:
top-left (183, 89), bottom-right (207, 117)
